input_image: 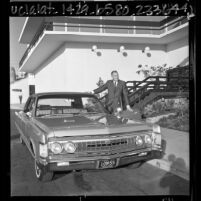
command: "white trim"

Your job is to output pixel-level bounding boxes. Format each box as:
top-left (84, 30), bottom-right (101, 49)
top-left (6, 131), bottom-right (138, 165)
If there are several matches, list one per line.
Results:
top-left (19, 31), bottom-right (46, 72)
top-left (43, 22), bottom-right (188, 39)
top-left (100, 16), bottom-right (103, 33)
top-left (18, 17), bottom-right (29, 43)
top-left (133, 16), bottom-right (136, 34)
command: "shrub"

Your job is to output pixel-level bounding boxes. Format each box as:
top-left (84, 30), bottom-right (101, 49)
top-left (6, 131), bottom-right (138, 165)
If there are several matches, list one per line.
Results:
top-left (156, 112), bottom-right (189, 132)
top-left (136, 64), bottom-right (173, 78)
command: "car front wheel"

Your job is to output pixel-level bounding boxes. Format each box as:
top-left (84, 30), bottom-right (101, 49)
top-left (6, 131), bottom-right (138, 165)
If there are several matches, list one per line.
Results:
top-left (34, 160), bottom-right (54, 182)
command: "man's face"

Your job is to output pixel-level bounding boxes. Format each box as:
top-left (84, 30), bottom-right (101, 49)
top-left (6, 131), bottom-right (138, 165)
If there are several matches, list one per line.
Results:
top-left (111, 72), bottom-right (119, 81)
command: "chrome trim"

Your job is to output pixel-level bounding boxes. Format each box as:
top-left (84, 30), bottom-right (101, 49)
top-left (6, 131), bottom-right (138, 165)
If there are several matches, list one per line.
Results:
top-left (48, 131), bottom-right (153, 155)
top-left (48, 148), bottom-right (154, 163)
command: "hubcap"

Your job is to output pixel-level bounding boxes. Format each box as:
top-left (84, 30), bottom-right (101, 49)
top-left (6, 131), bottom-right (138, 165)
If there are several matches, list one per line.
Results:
top-left (35, 161), bottom-right (41, 178)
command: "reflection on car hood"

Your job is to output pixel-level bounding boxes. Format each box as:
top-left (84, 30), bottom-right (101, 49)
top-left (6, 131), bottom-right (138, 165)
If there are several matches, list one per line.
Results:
top-left (35, 113), bottom-right (145, 131)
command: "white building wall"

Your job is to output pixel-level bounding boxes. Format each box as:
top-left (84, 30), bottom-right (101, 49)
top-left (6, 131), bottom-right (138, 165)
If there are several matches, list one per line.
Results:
top-left (35, 42), bottom-right (167, 92)
top-left (35, 44), bottom-right (68, 93)
top-left (34, 37), bottom-right (188, 93)
top-left (166, 37), bottom-right (189, 67)
top-left (10, 77), bottom-right (29, 104)
top-left (67, 43), bottom-right (167, 90)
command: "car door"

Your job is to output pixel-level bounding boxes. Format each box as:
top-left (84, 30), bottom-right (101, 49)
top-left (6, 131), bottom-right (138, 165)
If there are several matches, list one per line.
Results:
top-left (15, 97), bottom-right (31, 139)
top-left (23, 97), bottom-right (36, 143)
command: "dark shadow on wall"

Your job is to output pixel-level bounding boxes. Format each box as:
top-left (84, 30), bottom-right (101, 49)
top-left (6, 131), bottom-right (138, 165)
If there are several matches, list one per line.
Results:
top-left (159, 154), bottom-right (189, 195)
top-left (123, 52), bottom-right (128, 57)
top-left (96, 51), bottom-right (102, 57)
top-left (147, 52), bottom-right (151, 57)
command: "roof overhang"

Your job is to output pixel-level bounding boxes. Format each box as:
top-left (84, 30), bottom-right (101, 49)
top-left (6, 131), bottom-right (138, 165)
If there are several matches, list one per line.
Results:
top-left (19, 17), bottom-right (45, 44)
top-left (18, 16), bottom-right (184, 44)
top-left (19, 23), bottom-right (188, 73)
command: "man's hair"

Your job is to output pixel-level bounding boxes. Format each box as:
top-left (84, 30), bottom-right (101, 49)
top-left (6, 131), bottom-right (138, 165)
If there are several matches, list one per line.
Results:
top-left (111, 70), bottom-right (118, 75)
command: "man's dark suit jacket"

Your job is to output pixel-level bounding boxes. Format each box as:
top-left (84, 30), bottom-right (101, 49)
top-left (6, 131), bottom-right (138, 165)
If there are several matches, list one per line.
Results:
top-left (93, 80), bottom-right (129, 113)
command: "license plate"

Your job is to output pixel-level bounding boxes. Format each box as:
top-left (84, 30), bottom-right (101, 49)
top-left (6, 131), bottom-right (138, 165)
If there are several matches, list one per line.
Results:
top-left (98, 159), bottom-right (117, 169)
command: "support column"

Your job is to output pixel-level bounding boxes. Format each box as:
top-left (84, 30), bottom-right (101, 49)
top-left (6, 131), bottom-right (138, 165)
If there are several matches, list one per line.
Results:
top-left (28, 73), bottom-right (35, 96)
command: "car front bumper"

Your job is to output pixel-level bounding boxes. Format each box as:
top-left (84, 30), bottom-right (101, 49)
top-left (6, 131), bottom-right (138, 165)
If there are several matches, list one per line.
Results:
top-left (45, 149), bottom-right (164, 172)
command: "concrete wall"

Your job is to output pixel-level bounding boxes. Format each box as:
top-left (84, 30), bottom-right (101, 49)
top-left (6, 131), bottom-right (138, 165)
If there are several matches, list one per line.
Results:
top-left (10, 77), bottom-right (29, 104)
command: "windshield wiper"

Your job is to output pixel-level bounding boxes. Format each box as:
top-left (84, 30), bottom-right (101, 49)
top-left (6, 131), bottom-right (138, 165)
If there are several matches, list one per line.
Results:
top-left (38, 112), bottom-right (105, 117)
top-left (71, 111), bottom-right (105, 115)
top-left (38, 113), bottom-right (81, 117)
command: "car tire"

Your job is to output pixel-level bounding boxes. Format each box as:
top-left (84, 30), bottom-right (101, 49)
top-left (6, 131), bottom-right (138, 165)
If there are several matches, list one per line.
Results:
top-left (19, 136), bottom-right (25, 145)
top-left (34, 160), bottom-right (54, 182)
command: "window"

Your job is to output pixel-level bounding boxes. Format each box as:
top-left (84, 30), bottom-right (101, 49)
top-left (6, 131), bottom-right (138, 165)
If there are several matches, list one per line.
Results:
top-left (36, 95), bottom-right (106, 117)
top-left (24, 97), bottom-right (36, 113)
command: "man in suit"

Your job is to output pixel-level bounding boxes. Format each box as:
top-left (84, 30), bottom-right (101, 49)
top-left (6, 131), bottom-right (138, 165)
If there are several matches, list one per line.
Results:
top-left (92, 71), bottom-right (133, 114)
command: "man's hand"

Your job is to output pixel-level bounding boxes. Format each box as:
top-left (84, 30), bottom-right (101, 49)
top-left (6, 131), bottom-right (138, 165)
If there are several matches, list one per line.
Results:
top-left (126, 105), bottom-right (133, 112)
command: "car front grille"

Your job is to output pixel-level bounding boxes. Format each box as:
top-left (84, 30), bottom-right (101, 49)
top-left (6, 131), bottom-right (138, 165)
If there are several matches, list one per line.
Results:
top-left (74, 132), bottom-right (152, 156)
top-left (48, 131), bottom-right (153, 158)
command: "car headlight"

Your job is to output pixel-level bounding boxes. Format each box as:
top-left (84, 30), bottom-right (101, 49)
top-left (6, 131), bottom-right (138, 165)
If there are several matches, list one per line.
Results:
top-left (135, 136), bottom-right (143, 146)
top-left (153, 124), bottom-right (161, 134)
top-left (49, 142), bottom-right (63, 154)
top-left (145, 135), bottom-right (152, 144)
top-left (64, 142), bottom-right (76, 153)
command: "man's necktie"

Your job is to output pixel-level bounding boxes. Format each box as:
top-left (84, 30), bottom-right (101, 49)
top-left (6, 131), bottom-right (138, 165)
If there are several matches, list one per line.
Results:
top-left (114, 81), bottom-right (117, 94)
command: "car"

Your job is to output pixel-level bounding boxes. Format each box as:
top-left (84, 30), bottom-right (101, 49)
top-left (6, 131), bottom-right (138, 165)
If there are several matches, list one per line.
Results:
top-left (15, 92), bottom-right (165, 182)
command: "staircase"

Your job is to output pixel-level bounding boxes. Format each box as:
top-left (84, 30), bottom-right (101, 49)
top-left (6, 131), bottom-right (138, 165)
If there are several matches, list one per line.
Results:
top-left (99, 66), bottom-right (189, 111)
top-left (126, 75), bottom-right (189, 110)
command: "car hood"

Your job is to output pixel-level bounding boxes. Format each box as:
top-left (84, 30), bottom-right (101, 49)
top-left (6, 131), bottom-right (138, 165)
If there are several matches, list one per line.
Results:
top-left (34, 113), bottom-right (152, 137)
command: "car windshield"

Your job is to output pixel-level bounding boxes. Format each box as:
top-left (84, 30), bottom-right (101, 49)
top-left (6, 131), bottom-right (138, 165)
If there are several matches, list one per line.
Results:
top-left (36, 95), bottom-right (106, 117)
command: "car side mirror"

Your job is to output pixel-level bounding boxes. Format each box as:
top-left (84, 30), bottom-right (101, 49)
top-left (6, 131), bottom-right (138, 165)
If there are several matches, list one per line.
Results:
top-left (26, 111), bottom-right (32, 118)
top-left (14, 110), bottom-right (22, 116)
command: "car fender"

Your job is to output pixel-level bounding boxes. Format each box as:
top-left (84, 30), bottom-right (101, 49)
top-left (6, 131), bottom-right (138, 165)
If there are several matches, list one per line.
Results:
top-left (29, 138), bottom-right (37, 159)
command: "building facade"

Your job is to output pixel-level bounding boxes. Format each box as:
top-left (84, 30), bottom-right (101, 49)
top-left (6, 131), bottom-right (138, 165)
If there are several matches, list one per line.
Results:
top-left (15, 16), bottom-right (189, 103)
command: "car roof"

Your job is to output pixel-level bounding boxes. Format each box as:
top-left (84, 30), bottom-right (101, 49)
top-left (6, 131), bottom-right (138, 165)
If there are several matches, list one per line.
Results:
top-left (31, 92), bottom-right (95, 98)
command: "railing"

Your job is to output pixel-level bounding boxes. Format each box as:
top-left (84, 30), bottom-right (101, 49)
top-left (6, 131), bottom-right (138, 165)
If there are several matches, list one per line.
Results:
top-left (99, 75), bottom-right (189, 107)
top-left (19, 16), bottom-right (188, 68)
top-left (51, 16), bottom-right (187, 34)
top-left (126, 76), bottom-right (167, 94)
top-left (128, 77), bottom-right (189, 102)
